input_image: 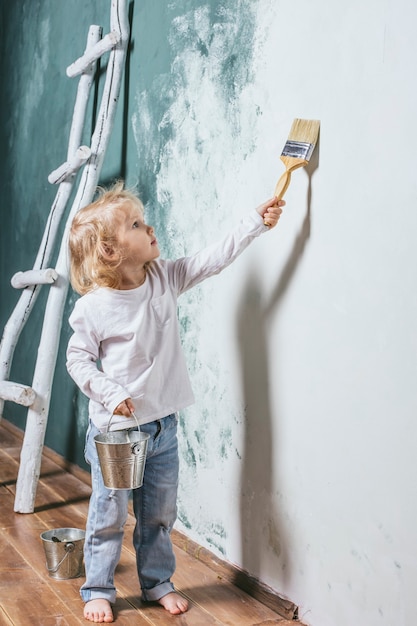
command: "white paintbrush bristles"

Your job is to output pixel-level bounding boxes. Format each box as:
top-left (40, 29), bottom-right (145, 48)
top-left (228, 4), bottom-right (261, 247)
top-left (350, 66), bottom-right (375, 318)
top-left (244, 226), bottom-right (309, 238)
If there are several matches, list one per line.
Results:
top-left (288, 118), bottom-right (320, 148)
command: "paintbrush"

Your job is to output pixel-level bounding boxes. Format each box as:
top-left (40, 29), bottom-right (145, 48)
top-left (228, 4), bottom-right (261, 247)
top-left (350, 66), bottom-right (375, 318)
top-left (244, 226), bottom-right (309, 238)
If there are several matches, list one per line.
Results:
top-left (265, 118), bottom-right (320, 226)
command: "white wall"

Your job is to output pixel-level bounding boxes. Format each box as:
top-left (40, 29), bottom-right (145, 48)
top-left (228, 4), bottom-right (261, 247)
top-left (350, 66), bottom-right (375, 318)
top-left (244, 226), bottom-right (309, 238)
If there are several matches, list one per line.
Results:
top-left (133, 1), bottom-right (417, 624)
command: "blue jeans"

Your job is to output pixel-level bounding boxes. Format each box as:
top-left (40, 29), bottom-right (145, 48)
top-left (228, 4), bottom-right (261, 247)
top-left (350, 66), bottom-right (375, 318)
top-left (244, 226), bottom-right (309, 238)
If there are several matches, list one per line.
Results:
top-left (81, 414), bottom-right (179, 604)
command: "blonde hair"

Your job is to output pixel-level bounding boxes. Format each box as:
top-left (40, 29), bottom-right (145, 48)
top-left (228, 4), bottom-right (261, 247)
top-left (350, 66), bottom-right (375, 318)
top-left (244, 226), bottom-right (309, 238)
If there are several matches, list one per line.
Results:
top-left (68, 181), bottom-right (145, 295)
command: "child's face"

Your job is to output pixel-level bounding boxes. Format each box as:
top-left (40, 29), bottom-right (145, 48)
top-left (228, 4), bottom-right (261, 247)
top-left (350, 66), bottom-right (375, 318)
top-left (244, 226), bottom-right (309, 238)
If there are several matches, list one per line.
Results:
top-left (115, 202), bottom-right (160, 267)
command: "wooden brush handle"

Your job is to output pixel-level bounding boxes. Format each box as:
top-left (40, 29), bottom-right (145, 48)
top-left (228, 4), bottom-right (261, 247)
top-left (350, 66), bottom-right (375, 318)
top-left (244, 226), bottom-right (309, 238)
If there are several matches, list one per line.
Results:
top-left (264, 156), bottom-right (308, 226)
top-left (274, 169), bottom-right (292, 201)
top-left (263, 170), bottom-right (291, 227)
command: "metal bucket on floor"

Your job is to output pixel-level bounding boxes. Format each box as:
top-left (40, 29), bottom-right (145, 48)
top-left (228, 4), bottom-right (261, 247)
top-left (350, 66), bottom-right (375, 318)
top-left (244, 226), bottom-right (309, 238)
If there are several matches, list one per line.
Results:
top-left (40, 527), bottom-right (85, 579)
top-left (94, 412), bottom-right (150, 490)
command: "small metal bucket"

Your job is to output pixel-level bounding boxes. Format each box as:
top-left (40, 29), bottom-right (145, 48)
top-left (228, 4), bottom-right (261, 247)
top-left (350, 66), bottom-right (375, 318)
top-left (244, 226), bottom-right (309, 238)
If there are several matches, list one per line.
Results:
top-left (40, 527), bottom-right (85, 579)
top-left (94, 412), bottom-right (150, 490)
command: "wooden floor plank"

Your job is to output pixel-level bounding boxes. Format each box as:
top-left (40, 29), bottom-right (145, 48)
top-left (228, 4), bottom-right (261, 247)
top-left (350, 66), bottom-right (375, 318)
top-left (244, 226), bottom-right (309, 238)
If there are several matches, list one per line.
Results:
top-left (0, 539), bottom-right (30, 571)
top-left (0, 419), bottom-right (301, 626)
top-left (0, 569), bottom-right (84, 625)
top-left (0, 608), bottom-right (14, 626)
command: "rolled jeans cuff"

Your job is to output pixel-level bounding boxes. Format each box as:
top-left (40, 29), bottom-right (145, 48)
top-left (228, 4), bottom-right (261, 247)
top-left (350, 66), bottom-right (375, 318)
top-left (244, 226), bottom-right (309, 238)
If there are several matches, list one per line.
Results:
top-left (142, 581), bottom-right (175, 602)
top-left (81, 588), bottom-right (116, 605)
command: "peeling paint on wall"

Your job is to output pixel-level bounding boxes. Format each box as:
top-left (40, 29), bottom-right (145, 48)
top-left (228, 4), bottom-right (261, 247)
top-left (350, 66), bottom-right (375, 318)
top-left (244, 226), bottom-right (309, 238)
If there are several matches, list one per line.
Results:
top-left (131, 0), bottom-right (263, 553)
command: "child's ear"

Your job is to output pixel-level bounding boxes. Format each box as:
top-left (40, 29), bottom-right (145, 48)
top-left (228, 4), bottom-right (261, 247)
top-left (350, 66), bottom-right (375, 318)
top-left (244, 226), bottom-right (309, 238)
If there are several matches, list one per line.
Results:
top-left (100, 242), bottom-right (117, 260)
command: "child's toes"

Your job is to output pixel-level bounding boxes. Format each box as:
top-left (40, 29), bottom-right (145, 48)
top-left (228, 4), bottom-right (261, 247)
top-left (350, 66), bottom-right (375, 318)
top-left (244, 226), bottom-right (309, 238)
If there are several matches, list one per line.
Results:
top-left (84, 598), bottom-right (114, 623)
top-left (158, 592), bottom-right (189, 614)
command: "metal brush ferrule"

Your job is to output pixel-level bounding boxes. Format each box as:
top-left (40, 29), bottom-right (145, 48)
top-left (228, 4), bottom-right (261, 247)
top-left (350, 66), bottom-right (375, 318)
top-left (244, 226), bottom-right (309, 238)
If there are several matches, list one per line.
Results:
top-left (281, 140), bottom-right (314, 161)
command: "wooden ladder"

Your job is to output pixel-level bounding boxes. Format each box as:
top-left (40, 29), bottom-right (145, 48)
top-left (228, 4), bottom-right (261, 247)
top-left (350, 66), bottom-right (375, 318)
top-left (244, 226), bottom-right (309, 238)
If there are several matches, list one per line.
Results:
top-left (0, 0), bottom-right (130, 513)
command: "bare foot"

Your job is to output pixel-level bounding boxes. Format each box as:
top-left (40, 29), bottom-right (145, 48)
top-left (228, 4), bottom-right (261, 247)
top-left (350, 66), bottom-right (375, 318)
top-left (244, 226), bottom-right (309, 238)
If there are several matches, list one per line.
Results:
top-left (84, 598), bottom-right (114, 623)
top-left (158, 592), bottom-right (189, 614)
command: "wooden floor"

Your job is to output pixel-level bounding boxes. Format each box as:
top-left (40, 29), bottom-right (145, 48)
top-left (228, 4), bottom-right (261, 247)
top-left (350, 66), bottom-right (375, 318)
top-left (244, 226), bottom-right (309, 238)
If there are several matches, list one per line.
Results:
top-left (0, 419), bottom-right (300, 626)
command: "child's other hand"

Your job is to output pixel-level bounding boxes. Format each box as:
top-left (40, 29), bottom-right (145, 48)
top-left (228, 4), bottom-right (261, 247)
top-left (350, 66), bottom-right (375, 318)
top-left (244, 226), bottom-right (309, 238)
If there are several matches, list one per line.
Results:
top-left (113, 397), bottom-right (135, 417)
top-left (257, 197), bottom-right (285, 228)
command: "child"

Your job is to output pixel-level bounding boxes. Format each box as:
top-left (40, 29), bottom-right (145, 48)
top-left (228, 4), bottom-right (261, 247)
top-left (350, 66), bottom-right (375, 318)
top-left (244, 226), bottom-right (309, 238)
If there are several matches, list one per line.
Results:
top-left (66, 181), bottom-right (284, 623)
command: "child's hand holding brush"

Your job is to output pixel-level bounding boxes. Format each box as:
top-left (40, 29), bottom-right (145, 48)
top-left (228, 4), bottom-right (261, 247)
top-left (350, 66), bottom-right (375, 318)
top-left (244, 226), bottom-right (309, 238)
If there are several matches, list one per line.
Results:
top-left (257, 197), bottom-right (285, 228)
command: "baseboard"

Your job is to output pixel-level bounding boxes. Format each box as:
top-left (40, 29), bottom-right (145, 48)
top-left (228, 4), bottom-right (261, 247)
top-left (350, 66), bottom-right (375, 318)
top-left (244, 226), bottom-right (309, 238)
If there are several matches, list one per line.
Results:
top-left (171, 528), bottom-right (297, 621)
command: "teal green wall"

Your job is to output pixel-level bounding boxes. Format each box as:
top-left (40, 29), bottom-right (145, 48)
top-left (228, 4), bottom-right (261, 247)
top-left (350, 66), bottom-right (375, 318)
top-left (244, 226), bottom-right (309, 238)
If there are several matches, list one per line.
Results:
top-left (1, 1), bottom-right (107, 467)
top-left (0, 0), bottom-right (257, 467)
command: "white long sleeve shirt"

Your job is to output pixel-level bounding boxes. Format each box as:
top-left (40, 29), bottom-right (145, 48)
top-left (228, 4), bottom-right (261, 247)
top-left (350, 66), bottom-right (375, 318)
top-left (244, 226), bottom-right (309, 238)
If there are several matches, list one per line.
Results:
top-left (66, 211), bottom-right (268, 431)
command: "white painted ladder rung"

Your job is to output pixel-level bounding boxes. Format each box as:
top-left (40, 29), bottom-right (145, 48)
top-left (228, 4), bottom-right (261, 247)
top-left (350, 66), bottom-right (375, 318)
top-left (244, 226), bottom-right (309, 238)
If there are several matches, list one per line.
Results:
top-left (11, 269), bottom-right (58, 290)
top-left (0, 381), bottom-right (36, 407)
top-left (66, 31), bottom-right (120, 78)
top-left (48, 145), bottom-right (91, 185)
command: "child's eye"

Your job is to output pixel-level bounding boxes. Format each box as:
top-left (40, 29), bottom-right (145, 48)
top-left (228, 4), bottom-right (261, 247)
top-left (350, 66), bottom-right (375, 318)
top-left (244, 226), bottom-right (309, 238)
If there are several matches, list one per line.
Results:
top-left (132, 221), bottom-right (139, 229)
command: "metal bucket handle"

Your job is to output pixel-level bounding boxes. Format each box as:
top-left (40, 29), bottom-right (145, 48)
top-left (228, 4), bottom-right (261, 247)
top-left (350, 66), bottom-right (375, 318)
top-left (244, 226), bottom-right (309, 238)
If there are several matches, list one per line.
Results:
top-left (46, 541), bottom-right (76, 574)
top-left (106, 411), bottom-right (141, 433)
top-left (106, 411), bottom-right (143, 456)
